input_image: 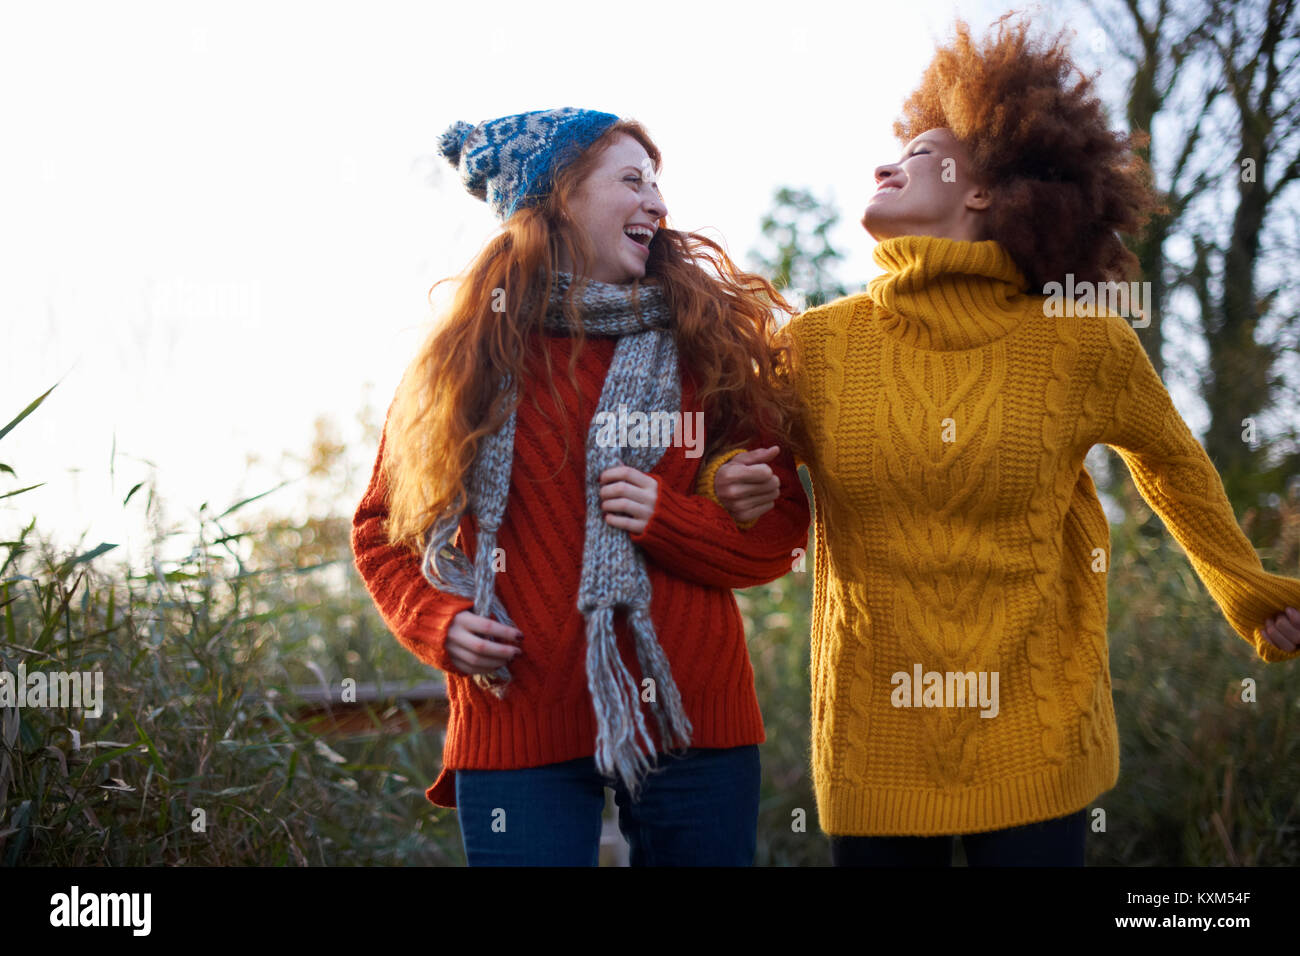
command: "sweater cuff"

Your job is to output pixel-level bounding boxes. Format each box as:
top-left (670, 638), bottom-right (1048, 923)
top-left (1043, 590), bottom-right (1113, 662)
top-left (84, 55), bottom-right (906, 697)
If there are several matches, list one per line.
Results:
top-left (629, 473), bottom-right (790, 588)
top-left (635, 474), bottom-right (705, 549)
top-left (400, 594), bottom-right (475, 674)
top-left (1243, 574), bottom-right (1300, 663)
top-left (695, 446), bottom-right (758, 530)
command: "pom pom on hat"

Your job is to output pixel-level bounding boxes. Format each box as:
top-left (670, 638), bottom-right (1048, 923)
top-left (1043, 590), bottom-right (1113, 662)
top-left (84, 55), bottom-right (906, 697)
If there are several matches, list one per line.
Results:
top-left (436, 120), bottom-right (475, 167)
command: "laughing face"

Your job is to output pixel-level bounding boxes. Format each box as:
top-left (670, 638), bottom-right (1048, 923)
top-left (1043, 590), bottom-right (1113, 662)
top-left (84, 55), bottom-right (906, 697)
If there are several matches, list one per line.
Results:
top-left (556, 132), bottom-right (667, 284)
top-left (861, 127), bottom-right (992, 242)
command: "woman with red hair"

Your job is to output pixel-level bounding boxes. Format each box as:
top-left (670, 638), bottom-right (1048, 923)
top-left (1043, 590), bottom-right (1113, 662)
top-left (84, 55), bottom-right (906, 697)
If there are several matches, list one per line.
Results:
top-left (706, 16), bottom-right (1300, 865)
top-left (351, 108), bottom-right (810, 866)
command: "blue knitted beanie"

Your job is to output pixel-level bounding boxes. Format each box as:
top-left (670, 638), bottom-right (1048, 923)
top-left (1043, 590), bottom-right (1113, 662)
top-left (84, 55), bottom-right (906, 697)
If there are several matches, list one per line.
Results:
top-left (437, 108), bottom-right (621, 221)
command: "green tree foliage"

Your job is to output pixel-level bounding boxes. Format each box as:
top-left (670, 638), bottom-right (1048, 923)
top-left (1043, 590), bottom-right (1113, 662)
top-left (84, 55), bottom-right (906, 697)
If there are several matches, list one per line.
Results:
top-left (749, 186), bottom-right (849, 309)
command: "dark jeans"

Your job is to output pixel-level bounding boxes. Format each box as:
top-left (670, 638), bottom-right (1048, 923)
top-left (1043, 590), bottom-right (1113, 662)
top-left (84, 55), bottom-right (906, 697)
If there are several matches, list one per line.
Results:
top-left (830, 809), bottom-right (1088, 866)
top-left (454, 745), bottom-right (760, 866)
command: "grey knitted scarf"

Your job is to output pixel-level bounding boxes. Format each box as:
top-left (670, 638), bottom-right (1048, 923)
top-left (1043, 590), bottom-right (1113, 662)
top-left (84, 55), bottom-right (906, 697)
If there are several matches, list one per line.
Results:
top-left (420, 272), bottom-right (694, 798)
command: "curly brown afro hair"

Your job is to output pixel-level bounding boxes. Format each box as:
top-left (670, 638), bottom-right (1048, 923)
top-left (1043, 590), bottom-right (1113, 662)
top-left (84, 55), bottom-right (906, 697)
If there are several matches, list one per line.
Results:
top-left (894, 13), bottom-right (1165, 291)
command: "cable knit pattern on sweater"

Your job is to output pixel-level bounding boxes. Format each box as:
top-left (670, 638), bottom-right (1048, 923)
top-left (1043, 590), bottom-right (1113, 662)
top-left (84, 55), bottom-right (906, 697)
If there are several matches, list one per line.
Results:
top-left (702, 234), bottom-right (1300, 836)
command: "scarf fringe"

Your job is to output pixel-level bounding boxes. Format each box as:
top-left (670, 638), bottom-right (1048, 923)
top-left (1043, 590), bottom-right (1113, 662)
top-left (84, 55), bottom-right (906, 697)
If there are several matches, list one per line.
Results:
top-left (628, 606), bottom-right (694, 752)
top-left (586, 607), bottom-right (658, 798)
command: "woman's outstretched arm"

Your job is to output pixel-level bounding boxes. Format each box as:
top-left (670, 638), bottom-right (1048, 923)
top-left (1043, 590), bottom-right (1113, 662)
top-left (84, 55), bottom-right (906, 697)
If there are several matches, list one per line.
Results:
top-left (1097, 315), bottom-right (1300, 662)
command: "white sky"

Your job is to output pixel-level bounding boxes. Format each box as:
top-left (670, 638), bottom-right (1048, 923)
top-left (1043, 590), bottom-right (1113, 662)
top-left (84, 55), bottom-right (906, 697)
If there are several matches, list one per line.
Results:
top-left (2, 0), bottom-right (1151, 559)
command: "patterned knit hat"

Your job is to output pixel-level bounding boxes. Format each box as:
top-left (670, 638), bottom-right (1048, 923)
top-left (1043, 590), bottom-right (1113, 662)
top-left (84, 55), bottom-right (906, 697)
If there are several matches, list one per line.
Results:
top-left (437, 108), bottom-right (621, 221)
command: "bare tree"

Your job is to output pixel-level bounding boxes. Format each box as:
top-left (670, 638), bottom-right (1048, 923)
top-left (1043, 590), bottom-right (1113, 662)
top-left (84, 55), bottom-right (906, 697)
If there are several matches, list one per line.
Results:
top-left (1080, 0), bottom-right (1225, 383)
top-left (1198, 0), bottom-right (1300, 507)
top-left (1081, 0), bottom-right (1300, 513)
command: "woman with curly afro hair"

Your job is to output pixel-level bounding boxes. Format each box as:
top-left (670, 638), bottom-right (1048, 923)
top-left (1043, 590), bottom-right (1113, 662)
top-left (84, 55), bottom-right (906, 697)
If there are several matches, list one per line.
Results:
top-left (700, 14), bottom-right (1300, 865)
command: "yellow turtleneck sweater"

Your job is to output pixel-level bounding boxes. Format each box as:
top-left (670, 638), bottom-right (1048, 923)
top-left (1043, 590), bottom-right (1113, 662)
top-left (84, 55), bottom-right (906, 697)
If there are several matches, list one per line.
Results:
top-left (697, 234), bottom-right (1300, 837)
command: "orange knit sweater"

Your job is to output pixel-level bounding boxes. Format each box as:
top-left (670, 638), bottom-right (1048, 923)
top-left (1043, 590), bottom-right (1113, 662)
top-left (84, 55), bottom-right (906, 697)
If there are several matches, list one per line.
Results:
top-left (352, 332), bottom-right (810, 807)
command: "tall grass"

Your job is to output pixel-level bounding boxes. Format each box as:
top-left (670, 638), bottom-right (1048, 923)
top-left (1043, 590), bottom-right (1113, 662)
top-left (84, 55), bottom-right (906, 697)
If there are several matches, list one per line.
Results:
top-left (0, 389), bottom-right (464, 865)
top-left (1100, 486), bottom-right (1300, 865)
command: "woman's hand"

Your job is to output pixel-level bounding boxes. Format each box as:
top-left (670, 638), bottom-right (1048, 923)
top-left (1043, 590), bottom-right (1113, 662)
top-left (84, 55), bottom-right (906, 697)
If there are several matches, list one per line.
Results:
top-left (599, 462), bottom-right (658, 535)
top-left (1261, 606), bottom-right (1300, 652)
top-left (446, 610), bottom-right (523, 676)
top-left (716, 446), bottom-right (781, 523)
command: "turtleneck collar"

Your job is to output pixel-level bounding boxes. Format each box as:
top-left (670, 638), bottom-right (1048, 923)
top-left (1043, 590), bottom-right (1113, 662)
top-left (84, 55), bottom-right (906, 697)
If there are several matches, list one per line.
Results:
top-left (867, 235), bottom-right (1031, 351)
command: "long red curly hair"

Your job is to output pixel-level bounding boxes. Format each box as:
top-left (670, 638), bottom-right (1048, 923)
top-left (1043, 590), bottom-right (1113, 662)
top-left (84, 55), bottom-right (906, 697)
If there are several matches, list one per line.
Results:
top-left (894, 13), bottom-right (1165, 290)
top-left (383, 118), bottom-right (804, 555)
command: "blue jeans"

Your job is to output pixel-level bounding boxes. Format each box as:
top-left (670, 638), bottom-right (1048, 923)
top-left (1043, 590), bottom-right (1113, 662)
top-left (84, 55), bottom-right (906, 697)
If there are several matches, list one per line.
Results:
top-left (455, 745), bottom-right (760, 866)
top-left (829, 809), bottom-right (1088, 866)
